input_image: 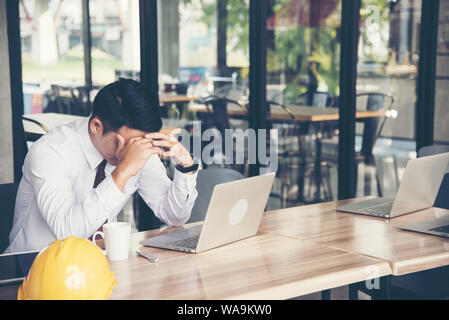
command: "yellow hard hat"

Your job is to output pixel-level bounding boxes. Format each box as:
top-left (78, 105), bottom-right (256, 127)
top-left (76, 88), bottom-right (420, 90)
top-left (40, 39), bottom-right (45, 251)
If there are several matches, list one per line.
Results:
top-left (18, 236), bottom-right (117, 300)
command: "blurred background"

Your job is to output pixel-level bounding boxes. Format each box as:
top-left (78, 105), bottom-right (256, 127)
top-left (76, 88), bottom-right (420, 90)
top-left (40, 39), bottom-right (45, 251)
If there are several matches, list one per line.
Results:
top-left (4, 0), bottom-right (449, 229)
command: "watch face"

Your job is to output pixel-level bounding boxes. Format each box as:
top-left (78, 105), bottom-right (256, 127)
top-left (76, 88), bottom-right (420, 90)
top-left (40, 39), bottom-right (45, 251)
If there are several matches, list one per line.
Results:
top-left (191, 154), bottom-right (199, 164)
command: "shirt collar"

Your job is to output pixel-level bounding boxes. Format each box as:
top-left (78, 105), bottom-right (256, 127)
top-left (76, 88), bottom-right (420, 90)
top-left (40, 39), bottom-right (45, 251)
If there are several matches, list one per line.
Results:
top-left (77, 117), bottom-right (104, 170)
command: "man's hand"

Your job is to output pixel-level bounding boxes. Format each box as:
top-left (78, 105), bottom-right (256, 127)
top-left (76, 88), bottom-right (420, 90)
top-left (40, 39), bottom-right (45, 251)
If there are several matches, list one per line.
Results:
top-left (112, 135), bottom-right (162, 191)
top-left (145, 132), bottom-right (194, 169)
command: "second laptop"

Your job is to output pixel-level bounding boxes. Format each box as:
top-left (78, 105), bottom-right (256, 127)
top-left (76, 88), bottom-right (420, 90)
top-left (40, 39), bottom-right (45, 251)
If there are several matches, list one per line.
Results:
top-left (336, 152), bottom-right (449, 219)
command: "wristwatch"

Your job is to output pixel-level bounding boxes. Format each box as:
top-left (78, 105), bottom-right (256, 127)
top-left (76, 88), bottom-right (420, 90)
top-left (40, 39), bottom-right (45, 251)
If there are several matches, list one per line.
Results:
top-left (175, 155), bottom-right (199, 173)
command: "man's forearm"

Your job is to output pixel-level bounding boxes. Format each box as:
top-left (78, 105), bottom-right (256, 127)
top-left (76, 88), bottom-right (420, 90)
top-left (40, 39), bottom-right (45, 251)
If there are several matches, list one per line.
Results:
top-left (111, 165), bottom-right (133, 192)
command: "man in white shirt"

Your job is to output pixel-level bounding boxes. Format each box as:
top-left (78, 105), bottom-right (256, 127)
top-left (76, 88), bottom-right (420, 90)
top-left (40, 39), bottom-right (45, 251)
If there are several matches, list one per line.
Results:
top-left (5, 79), bottom-right (198, 253)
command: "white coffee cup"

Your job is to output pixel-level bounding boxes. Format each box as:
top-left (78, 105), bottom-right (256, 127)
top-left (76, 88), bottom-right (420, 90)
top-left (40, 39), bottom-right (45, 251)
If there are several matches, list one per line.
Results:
top-left (91, 222), bottom-right (131, 261)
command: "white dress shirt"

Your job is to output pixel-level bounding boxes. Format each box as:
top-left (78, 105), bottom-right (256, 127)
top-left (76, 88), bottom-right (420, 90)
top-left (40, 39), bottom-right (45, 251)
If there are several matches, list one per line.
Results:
top-left (4, 118), bottom-right (198, 254)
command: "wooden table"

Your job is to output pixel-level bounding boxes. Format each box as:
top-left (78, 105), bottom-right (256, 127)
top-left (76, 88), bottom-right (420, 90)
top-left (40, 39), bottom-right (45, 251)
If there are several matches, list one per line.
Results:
top-left (267, 104), bottom-right (386, 122)
top-left (22, 113), bottom-right (181, 141)
top-left (261, 106), bottom-right (383, 203)
top-left (160, 95), bottom-right (200, 104)
top-left (189, 103), bottom-right (386, 203)
top-left (260, 199), bottom-right (449, 277)
top-left (189, 103), bottom-right (386, 122)
top-left (108, 225), bottom-right (391, 300)
top-left (188, 103), bottom-right (247, 118)
top-left (55, 87), bottom-right (199, 105)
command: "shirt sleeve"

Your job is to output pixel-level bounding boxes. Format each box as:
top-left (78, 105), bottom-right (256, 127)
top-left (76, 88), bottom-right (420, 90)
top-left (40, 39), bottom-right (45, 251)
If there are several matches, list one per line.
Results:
top-left (25, 144), bottom-right (129, 239)
top-left (137, 155), bottom-right (198, 226)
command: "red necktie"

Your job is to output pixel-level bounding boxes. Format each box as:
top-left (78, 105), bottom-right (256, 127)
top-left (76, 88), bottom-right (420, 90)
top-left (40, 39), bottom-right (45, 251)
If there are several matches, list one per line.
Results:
top-left (93, 159), bottom-right (107, 188)
top-left (90, 160), bottom-right (107, 240)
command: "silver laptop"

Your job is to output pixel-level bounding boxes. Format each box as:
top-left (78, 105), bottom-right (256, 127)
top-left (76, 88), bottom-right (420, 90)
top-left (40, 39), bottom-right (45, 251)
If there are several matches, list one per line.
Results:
top-left (140, 172), bottom-right (276, 253)
top-left (399, 215), bottom-right (449, 239)
top-left (336, 152), bottom-right (449, 219)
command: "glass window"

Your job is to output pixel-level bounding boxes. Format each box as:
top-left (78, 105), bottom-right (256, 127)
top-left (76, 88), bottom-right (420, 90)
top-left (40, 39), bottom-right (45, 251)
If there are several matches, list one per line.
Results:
top-left (158, 0), bottom-right (251, 180)
top-left (226, 0), bottom-right (250, 69)
top-left (20, 0), bottom-right (140, 116)
top-left (266, 0), bottom-right (342, 208)
top-left (20, 0), bottom-right (85, 115)
top-left (357, 0), bottom-right (421, 198)
top-left (90, 0), bottom-right (141, 85)
top-left (435, 0), bottom-right (449, 144)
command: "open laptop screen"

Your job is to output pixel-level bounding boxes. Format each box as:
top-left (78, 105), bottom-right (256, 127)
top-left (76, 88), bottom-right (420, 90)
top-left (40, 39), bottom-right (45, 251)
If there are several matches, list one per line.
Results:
top-left (435, 173), bottom-right (449, 210)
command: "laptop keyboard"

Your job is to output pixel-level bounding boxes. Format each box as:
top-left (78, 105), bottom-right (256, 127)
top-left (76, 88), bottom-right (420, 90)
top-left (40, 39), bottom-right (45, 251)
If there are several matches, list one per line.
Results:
top-left (167, 235), bottom-right (200, 249)
top-left (358, 202), bottom-right (394, 217)
top-left (430, 224), bottom-right (449, 234)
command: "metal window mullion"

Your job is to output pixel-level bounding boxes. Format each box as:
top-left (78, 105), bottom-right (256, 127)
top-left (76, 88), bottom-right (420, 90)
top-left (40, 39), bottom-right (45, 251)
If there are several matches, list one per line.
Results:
top-left (139, 0), bottom-right (159, 104)
top-left (249, 0), bottom-right (268, 177)
top-left (338, 0), bottom-right (361, 200)
top-left (5, 0), bottom-right (26, 183)
top-left (416, 0), bottom-right (440, 151)
top-left (82, 0), bottom-right (92, 88)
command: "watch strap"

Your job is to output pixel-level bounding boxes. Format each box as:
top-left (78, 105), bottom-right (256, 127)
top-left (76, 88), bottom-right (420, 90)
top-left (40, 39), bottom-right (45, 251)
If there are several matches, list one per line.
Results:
top-left (175, 162), bottom-right (199, 173)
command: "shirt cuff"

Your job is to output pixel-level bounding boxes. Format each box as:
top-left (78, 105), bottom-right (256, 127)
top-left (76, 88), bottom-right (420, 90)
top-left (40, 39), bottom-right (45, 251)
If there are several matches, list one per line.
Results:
top-left (173, 168), bottom-right (198, 190)
top-left (94, 174), bottom-right (129, 212)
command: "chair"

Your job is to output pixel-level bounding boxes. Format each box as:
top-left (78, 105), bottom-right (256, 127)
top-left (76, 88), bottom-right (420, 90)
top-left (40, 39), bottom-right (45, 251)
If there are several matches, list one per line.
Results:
top-left (72, 86), bottom-right (94, 116)
top-left (318, 92), bottom-right (396, 199)
top-left (196, 95), bottom-right (248, 172)
top-left (133, 195), bottom-right (164, 231)
top-left (22, 116), bottom-right (49, 142)
top-left (322, 93), bottom-right (395, 155)
top-left (418, 145), bottom-right (449, 158)
top-left (296, 91), bottom-right (337, 137)
top-left (295, 91), bottom-right (332, 108)
top-left (295, 91), bottom-right (335, 138)
top-left (0, 183), bottom-right (19, 253)
top-left (198, 95), bottom-right (247, 135)
top-left (357, 93), bottom-right (395, 161)
top-left (295, 90), bottom-right (338, 145)
top-left (266, 100), bottom-right (307, 207)
top-left (266, 96), bottom-right (337, 205)
top-left (266, 100), bottom-right (299, 160)
top-left (115, 69), bottom-right (140, 81)
top-left (187, 168), bottom-right (244, 223)
top-left (45, 85), bottom-right (93, 116)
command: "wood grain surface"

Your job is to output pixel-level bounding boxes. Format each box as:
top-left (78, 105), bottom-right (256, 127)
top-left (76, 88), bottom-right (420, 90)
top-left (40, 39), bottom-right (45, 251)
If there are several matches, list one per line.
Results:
top-left (159, 95), bottom-right (200, 104)
top-left (260, 198), bottom-right (449, 276)
top-left (188, 104), bottom-right (385, 122)
top-left (108, 225), bottom-right (390, 300)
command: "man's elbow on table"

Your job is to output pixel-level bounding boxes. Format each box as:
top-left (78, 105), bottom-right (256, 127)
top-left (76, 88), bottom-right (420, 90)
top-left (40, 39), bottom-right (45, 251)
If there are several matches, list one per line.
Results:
top-left (163, 206), bottom-right (194, 227)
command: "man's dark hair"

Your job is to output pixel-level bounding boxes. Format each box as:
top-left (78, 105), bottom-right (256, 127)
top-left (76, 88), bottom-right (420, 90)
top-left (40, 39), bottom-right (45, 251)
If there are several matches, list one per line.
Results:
top-left (91, 78), bottom-right (162, 134)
